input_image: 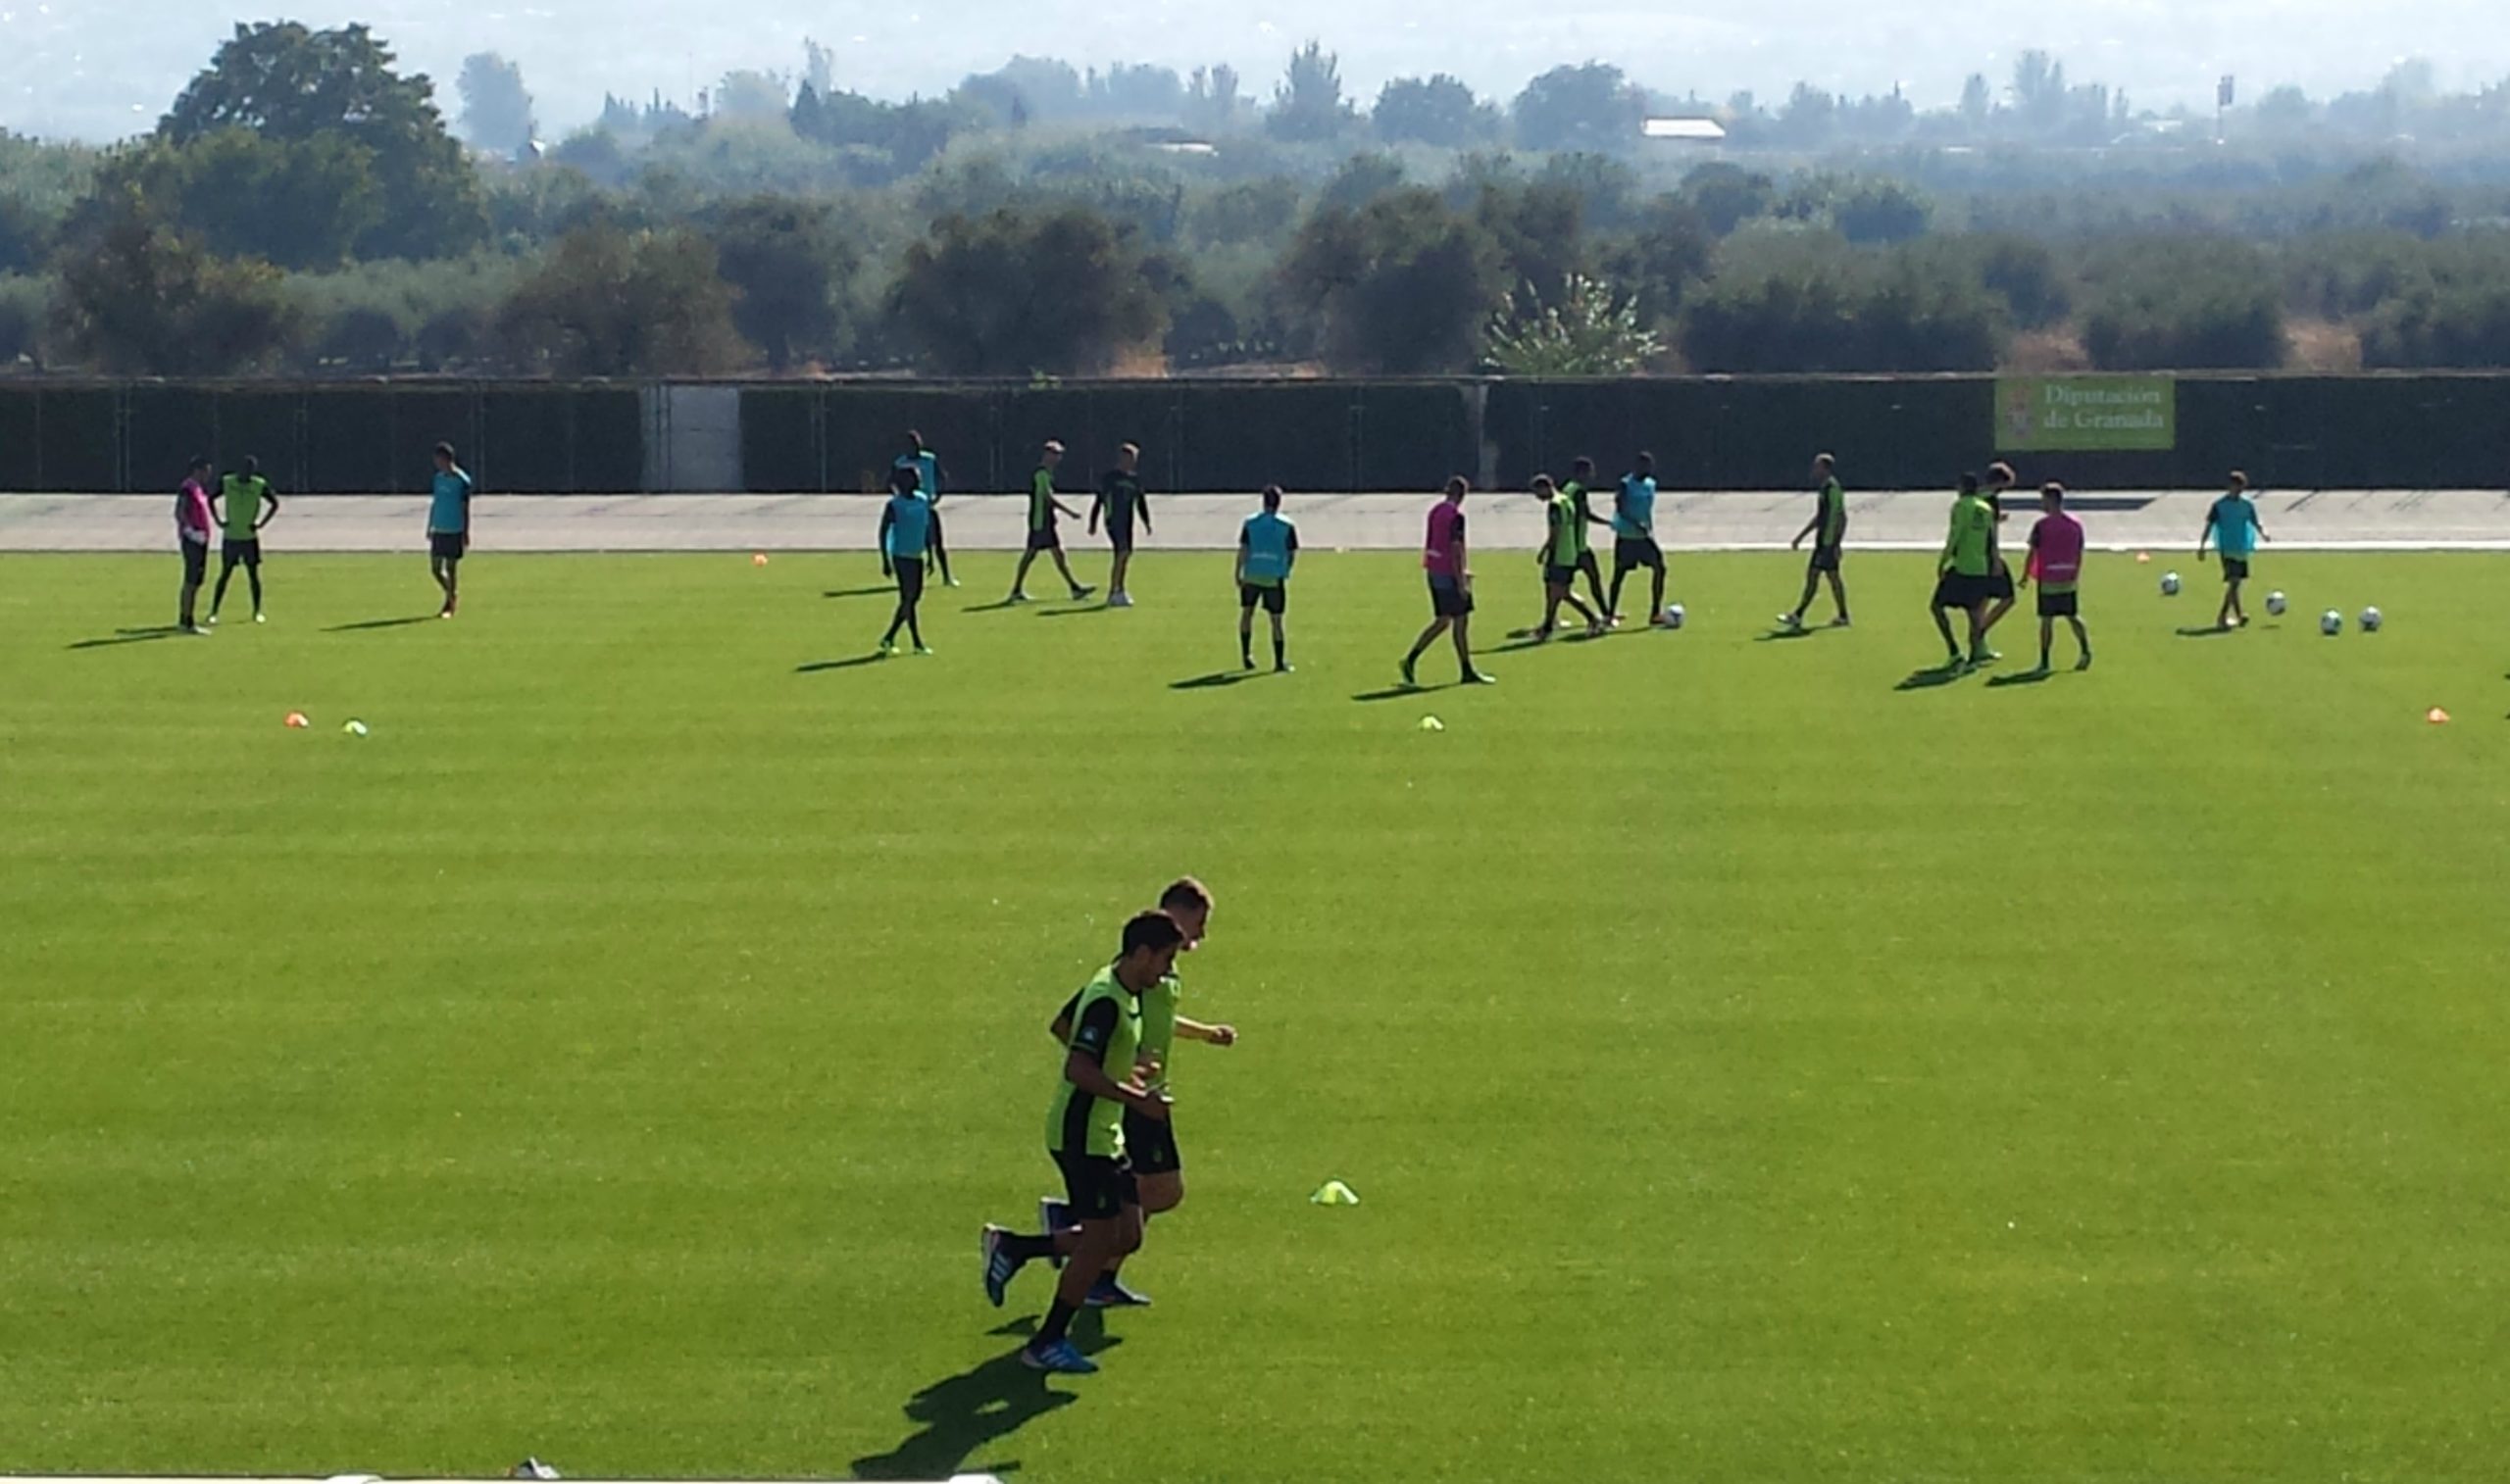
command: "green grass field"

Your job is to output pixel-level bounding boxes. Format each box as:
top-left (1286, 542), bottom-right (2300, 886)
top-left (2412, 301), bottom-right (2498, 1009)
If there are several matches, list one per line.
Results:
top-left (4, 549), bottom-right (2508, 1484)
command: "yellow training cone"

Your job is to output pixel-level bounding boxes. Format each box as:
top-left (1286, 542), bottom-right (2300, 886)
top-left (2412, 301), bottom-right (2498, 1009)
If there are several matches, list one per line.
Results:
top-left (1310, 1179), bottom-right (1360, 1206)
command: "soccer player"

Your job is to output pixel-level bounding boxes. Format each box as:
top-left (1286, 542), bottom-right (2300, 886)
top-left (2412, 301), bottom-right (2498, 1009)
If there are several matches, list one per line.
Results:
top-left (1977, 461), bottom-right (2022, 644)
top-left (980, 910), bottom-right (1186, 1375)
top-left (1040, 878), bottom-right (1237, 1305)
top-left (1235, 485), bottom-right (1299, 672)
top-left (891, 431), bottom-right (956, 588)
top-left (875, 464), bottom-right (935, 656)
top-left (1931, 472), bottom-right (1999, 669)
top-left (208, 455), bottom-right (278, 625)
top-left (1087, 442), bottom-right (1151, 608)
top-left (1780, 453), bottom-right (1851, 630)
top-left (2199, 470), bottom-right (2269, 630)
top-left (2021, 481), bottom-right (2092, 672)
top-left (1401, 477), bottom-right (1494, 688)
top-left (1607, 451), bottom-right (1669, 626)
top-left (176, 457), bottom-right (215, 634)
top-left (1009, 440), bottom-right (1094, 604)
top-left (427, 442), bottom-right (475, 618)
top-left (1559, 457), bottom-right (1614, 619)
top-left (1531, 474), bottom-right (1605, 642)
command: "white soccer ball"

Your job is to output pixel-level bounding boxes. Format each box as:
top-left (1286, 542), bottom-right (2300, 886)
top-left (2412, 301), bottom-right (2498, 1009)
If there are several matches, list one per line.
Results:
top-left (2321, 609), bottom-right (2343, 636)
top-left (2161, 571), bottom-right (2183, 596)
top-left (2360, 606), bottom-right (2384, 633)
top-left (2266, 590), bottom-right (2287, 617)
top-left (1662, 604), bottom-right (1686, 629)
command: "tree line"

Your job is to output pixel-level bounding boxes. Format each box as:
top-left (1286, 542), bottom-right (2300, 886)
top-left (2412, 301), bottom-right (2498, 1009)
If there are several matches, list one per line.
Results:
top-left (9, 24), bottom-right (2510, 380)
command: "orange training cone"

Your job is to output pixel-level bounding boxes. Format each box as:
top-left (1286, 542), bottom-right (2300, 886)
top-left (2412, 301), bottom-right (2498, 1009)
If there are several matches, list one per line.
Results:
top-left (284, 712), bottom-right (310, 728)
top-left (2427, 707), bottom-right (2451, 724)
top-left (752, 553), bottom-right (770, 567)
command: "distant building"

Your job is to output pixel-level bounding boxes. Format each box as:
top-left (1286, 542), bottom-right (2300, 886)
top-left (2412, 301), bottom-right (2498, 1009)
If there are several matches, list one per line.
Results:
top-left (1642, 117), bottom-right (1728, 144)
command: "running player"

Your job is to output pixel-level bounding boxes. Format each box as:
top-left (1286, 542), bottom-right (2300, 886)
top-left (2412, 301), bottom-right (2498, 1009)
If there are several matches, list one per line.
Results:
top-left (1088, 442), bottom-right (1150, 608)
top-left (1235, 485), bottom-right (1299, 672)
top-left (2021, 481), bottom-right (2092, 672)
top-left (876, 464), bottom-right (935, 656)
top-left (1401, 477), bottom-right (1494, 688)
top-left (1931, 472), bottom-right (1998, 669)
top-left (1039, 878), bottom-right (1236, 1306)
top-left (1607, 451), bottom-right (1669, 626)
top-left (1009, 440), bottom-right (1094, 604)
top-left (2199, 471), bottom-right (2268, 630)
top-left (176, 457), bottom-right (214, 634)
top-left (980, 910), bottom-right (1186, 1375)
top-left (208, 455), bottom-right (278, 625)
top-left (891, 431), bottom-right (956, 588)
top-left (1780, 453), bottom-right (1851, 630)
top-left (1976, 461), bottom-right (2021, 645)
top-left (1559, 457), bottom-right (1614, 619)
top-left (427, 442), bottom-right (474, 618)
top-left (1532, 474), bottom-right (1605, 642)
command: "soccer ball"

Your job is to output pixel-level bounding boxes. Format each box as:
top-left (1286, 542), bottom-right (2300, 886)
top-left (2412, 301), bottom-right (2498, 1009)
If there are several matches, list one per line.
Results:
top-left (2266, 590), bottom-right (2287, 617)
top-left (2321, 610), bottom-right (2343, 636)
top-left (1661, 604), bottom-right (1686, 630)
top-left (2161, 571), bottom-right (2183, 596)
top-left (2360, 606), bottom-right (2384, 633)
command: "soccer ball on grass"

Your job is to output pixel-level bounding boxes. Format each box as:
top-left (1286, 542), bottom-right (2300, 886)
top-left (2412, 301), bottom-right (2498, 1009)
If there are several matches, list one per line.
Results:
top-left (2266, 591), bottom-right (2287, 617)
top-left (2360, 606), bottom-right (2384, 633)
top-left (2161, 571), bottom-right (2182, 596)
top-left (2320, 610), bottom-right (2343, 636)
top-left (1661, 604), bottom-right (1686, 630)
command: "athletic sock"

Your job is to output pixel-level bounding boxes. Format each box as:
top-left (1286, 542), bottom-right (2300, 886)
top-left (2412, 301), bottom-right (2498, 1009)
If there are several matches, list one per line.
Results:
top-left (1273, 636), bottom-right (1285, 668)
top-left (1002, 1231), bottom-right (1056, 1262)
top-left (1037, 1298), bottom-right (1079, 1345)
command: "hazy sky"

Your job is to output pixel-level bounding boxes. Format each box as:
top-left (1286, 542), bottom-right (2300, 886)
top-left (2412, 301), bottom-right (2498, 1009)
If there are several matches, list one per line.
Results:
top-left (4, 0), bottom-right (2506, 142)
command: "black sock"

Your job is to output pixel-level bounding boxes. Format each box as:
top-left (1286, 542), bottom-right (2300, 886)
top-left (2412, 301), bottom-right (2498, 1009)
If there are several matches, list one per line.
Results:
top-left (1037, 1298), bottom-right (1078, 1345)
top-left (1273, 635), bottom-right (1285, 667)
top-left (1003, 1231), bottom-right (1055, 1261)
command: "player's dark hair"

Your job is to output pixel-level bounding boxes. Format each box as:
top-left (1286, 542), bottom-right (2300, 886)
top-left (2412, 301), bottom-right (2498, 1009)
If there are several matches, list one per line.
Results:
top-left (1122, 910), bottom-right (1186, 958)
top-left (1261, 484), bottom-right (1283, 510)
top-left (2041, 481), bottom-right (2066, 504)
top-left (1814, 453), bottom-right (1836, 470)
top-left (434, 441), bottom-right (456, 461)
top-left (1988, 461), bottom-right (2016, 483)
top-left (2228, 470), bottom-right (2249, 491)
top-left (1159, 876), bottom-right (1214, 915)
top-left (188, 456), bottom-right (210, 473)
top-left (1958, 471), bottom-right (1980, 494)
top-left (905, 429), bottom-right (925, 451)
top-left (1120, 441), bottom-right (1141, 459)
top-left (1531, 474), bottom-right (1555, 493)
top-left (1634, 451), bottom-right (1655, 470)
top-left (1444, 475), bottom-right (1470, 498)
top-left (1571, 456), bottom-right (1595, 476)
top-left (889, 464), bottom-right (921, 495)
top-left (1043, 439), bottom-right (1065, 455)
top-left (241, 455), bottom-right (260, 476)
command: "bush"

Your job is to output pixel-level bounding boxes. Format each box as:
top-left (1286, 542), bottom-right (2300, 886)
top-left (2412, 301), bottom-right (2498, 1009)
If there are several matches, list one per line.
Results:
top-left (0, 273), bottom-right (46, 363)
top-left (2080, 237), bottom-right (2284, 370)
top-left (1679, 229), bottom-right (2006, 372)
top-left (498, 220), bottom-right (752, 375)
top-left (307, 305), bottom-right (405, 371)
top-left (52, 193), bottom-right (304, 373)
top-left (1278, 187), bottom-right (1506, 373)
top-left (890, 204), bottom-right (1165, 375)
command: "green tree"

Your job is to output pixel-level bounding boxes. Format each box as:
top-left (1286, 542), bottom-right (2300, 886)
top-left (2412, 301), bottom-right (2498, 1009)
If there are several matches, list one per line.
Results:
top-left (109, 129), bottom-right (383, 271)
top-left (2080, 238), bottom-right (2284, 371)
top-left (457, 53), bottom-right (536, 156)
top-left (1511, 63), bottom-right (1642, 153)
top-left (1832, 178), bottom-right (1933, 245)
top-left (1599, 193), bottom-right (1713, 323)
top-left (1268, 42), bottom-right (1357, 144)
top-left (708, 195), bottom-right (858, 371)
top-left (52, 190), bottom-right (302, 373)
top-left (1680, 162), bottom-right (1777, 236)
top-left (498, 219), bottom-right (750, 375)
top-left (1374, 74), bottom-right (1500, 147)
top-left (1280, 187), bottom-right (1505, 373)
top-left (160, 23), bottom-right (485, 261)
top-left (891, 205), bottom-right (1165, 375)
top-left (1484, 272), bottom-right (1661, 375)
top-left (1319, 152), bottom-right (1408, 214)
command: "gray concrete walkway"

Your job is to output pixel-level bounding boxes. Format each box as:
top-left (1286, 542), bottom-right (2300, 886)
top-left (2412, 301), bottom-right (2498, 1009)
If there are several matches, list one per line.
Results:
top-left (7, 489), bottom-right (2510, 554)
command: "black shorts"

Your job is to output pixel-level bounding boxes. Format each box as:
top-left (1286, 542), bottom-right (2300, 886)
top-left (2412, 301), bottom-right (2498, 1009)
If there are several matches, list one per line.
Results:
top-left (1239, 581), bottom-right (1286, 615)
top-left (2223, 557), bottom-right (2250, 582)
top-left (1428, 575), bottom-right (1473, 618)
top-left (894, 560), bottom-right (927, 603)
top-left (180, 541), bottom-right (208, 584)
top-left (1123, 1108), bottom-right (1181, 1177)
top-left (1614, 537), bottom-right (1664, 571)
top-left (1807, 544), bottom-right (1842, 573)
top-left (1576, 549), bottom-right (1602, 574)
top-left (1052, 1149), bottom-right (1139, 1222)
top-left (1025, 525), bottom-right (1061, 553)
top-left (1986, 567), bottom-right (2016, 602)
top-left (1543, 563), bottom-right (1579, 589)
top-left (429, 531), bottom-right (469, 561)
top-left (1933, 572), bottom-right (1992, 610)
top-left (1106, 519), bottom-right (1135, 554)
top-left (222, 538), bottom-right (261, 568)
top-left (2037, 589), bottom-right (2081, 618)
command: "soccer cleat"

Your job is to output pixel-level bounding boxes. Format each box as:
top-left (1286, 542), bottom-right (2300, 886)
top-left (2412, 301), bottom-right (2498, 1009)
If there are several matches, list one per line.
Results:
top-left (878, 640), bottom-right (898, 657)
top-left (1585, 620), bottom-right (1609, 639)
top-left (205, 614), bottom-right (221, 627)
top-left (254, 612), bottom-right (266, 624)
top-left (1462, 669), bottom-right (1497, 685)
top-left (1830, 616), bottom-right (1853, 628)
top-left (1020, 1339), bottom-right (1099, 1375)
top-left (1084, 1276), bottom-right (1153, 1309)
top-left (1110, 591), bottom-right (1134, 609)
top-left (1275, 662), bottom-right (1294, 674)
top-left (1241, 655), bottom-right (1257, 671)
top-left (981, 1225), bottom-right (1020, 1308)
top-left (181, 623), bottom-right (212, 636)
top-left (1399, 656), bottom-right (1419, 688)
top-left (1071, 584), bottom-right (1096, 601)
top-left (2077, 653), bottom-right (2094, 671)
top-left (1778, 612), bottom-right (1802, 630)
top-left (1008, 591), bottom-right (1030, 604)
top-left (945, 575), bottom-right (963, 588)
top-left (914, 645), bottom-right (934, 656)
top-left (1605, 613), bottom-right (1625, 629)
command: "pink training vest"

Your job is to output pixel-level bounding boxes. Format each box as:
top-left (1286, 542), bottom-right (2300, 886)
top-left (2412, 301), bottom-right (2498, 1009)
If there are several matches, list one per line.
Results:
top-left (2029, 512), bottom-right (2084, 584)
top-left (1424, 501), bottom-right (1465, 576)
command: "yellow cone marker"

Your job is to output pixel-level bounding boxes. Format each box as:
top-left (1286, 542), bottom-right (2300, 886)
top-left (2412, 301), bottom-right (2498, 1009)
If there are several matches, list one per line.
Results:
top-left (1418, 716), bottom-right (1444, 732)
top-left (1310, 1179), bottom-right (1360, 1206)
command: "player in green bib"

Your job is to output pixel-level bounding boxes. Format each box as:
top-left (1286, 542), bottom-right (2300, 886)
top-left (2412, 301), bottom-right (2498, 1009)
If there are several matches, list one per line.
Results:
top-left (1781, 452), bottom-right (1852, 630)
top-left (208, 456), bottom-right (278, 625)
top-left (1007, 439), bottom-right (1094, 604)
top-left (982, 910), bottom-right (1185, 1375)
top-left (1930, 471), bottom-right (2000, 669)
top-left (1559, 457), bottom-right (1615, 621)
top-left (1531, 474), bottom-right (1605, 642)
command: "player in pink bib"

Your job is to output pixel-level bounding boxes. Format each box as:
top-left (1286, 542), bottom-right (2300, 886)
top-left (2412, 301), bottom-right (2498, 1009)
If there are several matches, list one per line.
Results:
top-left (2021, 482), bottom-right (2092, 673)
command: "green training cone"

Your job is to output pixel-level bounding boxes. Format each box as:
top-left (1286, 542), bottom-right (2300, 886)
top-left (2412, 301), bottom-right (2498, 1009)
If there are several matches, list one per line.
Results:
top-left (1310, 1179), bottom-right (1360, 1206)
top-left (1418, 716), bottom-right (1445, 732)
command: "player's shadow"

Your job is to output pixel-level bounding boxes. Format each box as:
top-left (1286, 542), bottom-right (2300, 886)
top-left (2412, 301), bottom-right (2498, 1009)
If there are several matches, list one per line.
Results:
top-left (2174, 625), bottom-right (2237, 639)
top-left (1754, 627), bottom-right (1819, 643)
top-left (795, 654), bottom-right (891, 673)
top-left (850, 1314), bottom-right (1115, 1482)
top-left (326, 616), bottom-right (437, 632)
top-left (962, 598), bottom-right (1026, 614)
top-left (1985, 669), bottom-right (2054, 688)
top-left (1171, 670), bottom-right (1256, 691)
top-left (1353, 683), bottom-right (1446, 702)
top-left (1893, 666), bottom-right (1966, 692)
top-left (67, 626), bottom-right (183, 649)
top-left (1035, 604), bottom-right (1113, 618)
top-left (823, 585), bottom-right (899, 600)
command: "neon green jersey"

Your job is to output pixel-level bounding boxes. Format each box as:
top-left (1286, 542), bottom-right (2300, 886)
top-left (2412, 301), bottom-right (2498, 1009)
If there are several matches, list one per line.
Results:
top-left (1943, 495), bottom-right (1996, 576)
top-left (220, 474), bottom-right (269, 540)
top-left (1046, 966), bottom-right (1142, 1158)
top-left (1137, 970), bottom-right (1181, 1087)
top-left (1548, 492), bottom-right (1584, 565)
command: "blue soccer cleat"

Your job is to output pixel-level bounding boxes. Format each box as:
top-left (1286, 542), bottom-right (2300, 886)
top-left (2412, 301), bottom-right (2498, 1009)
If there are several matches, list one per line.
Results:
top-left (1020, 1338), bottom-right (1099, 1374)
top-left (981, 1224), bottom-right (1021, 1308)
top-left (1084, 1276), bottom-right (1152, 1309)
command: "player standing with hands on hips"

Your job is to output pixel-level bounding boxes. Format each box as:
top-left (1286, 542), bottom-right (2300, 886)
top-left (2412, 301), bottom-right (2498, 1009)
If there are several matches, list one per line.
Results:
top-left (209, 455), bottom-right (278, 626)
